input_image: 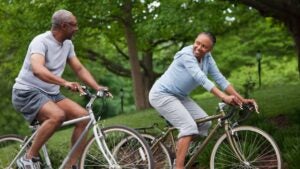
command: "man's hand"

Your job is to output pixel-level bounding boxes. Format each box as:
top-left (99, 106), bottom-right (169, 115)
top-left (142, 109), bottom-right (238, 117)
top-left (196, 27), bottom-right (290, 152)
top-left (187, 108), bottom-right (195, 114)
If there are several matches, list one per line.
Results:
top-left (63, 81), bottom-right (84, 93)
top-left (97, 86), bottom-right (113, 98)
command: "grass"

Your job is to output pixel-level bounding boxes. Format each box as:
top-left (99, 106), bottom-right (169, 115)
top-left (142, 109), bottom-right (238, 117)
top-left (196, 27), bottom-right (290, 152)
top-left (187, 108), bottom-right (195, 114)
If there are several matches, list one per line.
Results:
top-left (39, 82), bottom-right (300, 168)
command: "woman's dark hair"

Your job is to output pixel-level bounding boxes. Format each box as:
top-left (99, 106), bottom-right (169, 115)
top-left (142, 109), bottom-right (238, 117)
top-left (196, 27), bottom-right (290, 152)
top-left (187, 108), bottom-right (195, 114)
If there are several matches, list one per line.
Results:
top-left (201, 32), bottom-right (216, 45)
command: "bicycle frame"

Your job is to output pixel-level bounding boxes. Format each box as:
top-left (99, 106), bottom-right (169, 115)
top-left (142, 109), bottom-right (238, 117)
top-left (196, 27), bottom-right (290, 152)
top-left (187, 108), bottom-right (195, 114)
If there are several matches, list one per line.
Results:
top-left (8, 95), bottom-right (120, 169)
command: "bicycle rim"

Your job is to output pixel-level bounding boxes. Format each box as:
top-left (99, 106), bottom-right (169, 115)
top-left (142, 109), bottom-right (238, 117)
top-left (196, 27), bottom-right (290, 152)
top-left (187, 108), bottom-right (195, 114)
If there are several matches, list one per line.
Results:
top-left (0, 134), bottom-right (24, 168)
top-left (80, 125), bottom-right (154, 169)
top-left (210, 126), bottom-right (282, 169)
top-left (142, 133), bottom-right (173, 169)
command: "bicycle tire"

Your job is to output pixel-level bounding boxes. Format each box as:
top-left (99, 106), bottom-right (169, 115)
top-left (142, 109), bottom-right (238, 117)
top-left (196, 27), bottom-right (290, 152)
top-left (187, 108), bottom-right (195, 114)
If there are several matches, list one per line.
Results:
top-left (0, 134), bottom-right (24, 169)
top-left (79, 125), bottom-right (154, 169)
top-left (142, 133), bottom-right (173, 169)
top-left (210, 126), bottom-right (282, 169)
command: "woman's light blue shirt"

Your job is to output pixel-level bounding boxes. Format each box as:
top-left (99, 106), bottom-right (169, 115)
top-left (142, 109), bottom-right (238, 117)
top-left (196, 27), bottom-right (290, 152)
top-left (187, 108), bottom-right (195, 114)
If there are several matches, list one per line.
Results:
top-left (152, 45), bottom-right (230, 97)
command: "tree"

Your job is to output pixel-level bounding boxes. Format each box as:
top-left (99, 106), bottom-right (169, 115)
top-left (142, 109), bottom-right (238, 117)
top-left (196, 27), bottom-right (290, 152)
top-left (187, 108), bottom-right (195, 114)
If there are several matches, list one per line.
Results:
top-left (1, 0), bottom-right (295, 111)
top-left (72, 0), bottom-right (246, 110)
top-left (231, 0), bottom-right (300, 76)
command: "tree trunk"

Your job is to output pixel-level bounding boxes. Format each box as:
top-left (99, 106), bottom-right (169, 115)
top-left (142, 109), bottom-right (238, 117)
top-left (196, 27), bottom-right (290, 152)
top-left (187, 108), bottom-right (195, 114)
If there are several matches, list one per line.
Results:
top-left (286, 17), bottom-right (300, 77)
top-left (122, 2), bottom-right (147, 110)
top-left (142, 51), bottom-right (156, 108)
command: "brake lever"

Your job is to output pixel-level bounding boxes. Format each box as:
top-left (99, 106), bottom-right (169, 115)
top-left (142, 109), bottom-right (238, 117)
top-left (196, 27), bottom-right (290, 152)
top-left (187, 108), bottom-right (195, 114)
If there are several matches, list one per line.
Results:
top-left (79, 85), bottom-right (87, 96)
top-left (253, 102), bottom-right (260, 114)
top-left (79, 91), bottom-right (87, 96)
top-left (240, 103), bottom-right (259, 114)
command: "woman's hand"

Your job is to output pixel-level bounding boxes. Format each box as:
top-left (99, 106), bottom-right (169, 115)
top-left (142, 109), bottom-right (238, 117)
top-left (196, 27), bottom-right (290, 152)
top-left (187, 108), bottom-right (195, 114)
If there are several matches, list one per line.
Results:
top-left (242, 98), bottom-right (259, 113)
top-left (222, 95), bottom-right (242, 106)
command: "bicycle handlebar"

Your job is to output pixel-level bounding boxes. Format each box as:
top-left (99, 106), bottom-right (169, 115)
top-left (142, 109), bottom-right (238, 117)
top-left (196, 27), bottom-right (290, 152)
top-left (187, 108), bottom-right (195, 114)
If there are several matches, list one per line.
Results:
top-left (80, 85), bottom-right (111, 98)
top-left (221, 103), bottom-right (257, 122)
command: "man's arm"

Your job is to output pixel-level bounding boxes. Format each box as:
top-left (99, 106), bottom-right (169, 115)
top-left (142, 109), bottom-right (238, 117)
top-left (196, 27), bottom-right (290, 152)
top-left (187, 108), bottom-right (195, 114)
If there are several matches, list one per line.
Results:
top-left (67, 56), bottom-right (105, 91)
top-left (31, 53), bottom-right (68, 87)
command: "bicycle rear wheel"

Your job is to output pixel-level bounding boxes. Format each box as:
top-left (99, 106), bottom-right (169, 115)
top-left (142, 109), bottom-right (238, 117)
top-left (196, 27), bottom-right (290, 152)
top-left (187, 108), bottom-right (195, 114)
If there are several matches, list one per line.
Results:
top-left (0, 134), bottom-right (24, 168)
top-left (80, 125), bottom-right (154, 169)
top-left (210, 126), bottom-right (282, 169)
top-left (142, 133), bottom-right (173, 169)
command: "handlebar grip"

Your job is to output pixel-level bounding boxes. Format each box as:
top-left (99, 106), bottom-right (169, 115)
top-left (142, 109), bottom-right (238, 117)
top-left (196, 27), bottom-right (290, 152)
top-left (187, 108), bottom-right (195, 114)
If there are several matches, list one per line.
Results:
top-left (242, 103), bottom-right (255, 112)
top-left (96, 89), bottom-right (110, 97)
top-left (80, 85), bottom-right (92, 97)
top-left (80, 85), bottom-right (110, 98)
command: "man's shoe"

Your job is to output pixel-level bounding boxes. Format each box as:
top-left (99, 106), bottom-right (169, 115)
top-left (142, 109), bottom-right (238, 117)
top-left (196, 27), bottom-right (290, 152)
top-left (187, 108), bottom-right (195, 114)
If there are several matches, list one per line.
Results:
top-left (17, 155), bottom-right (40, 169)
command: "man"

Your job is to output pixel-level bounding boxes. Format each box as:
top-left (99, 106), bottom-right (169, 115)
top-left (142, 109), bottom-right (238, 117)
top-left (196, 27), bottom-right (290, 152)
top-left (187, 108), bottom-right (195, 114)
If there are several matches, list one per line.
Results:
top-left (12, 9), bottom-right (107, 169)
top-left (149, 32), bottom-right (257, 169)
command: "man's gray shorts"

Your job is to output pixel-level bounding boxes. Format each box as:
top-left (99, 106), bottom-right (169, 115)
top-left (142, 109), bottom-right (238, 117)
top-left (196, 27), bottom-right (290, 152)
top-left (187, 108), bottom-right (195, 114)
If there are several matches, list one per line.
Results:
top-left (149, 90), bottom-right (211, 138)
top-left (12, 88), bottom-right (65, 123)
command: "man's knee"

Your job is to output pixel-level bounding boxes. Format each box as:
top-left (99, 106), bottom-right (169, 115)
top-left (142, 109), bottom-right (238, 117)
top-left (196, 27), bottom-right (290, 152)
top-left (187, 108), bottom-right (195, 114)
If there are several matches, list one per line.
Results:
top-left (48, 111), bottom-right (66, 124)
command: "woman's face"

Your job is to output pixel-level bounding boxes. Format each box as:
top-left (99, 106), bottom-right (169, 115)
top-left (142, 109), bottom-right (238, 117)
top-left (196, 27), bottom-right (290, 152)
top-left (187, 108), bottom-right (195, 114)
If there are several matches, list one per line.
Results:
top-left (193, 34), bottom-right (213, 59)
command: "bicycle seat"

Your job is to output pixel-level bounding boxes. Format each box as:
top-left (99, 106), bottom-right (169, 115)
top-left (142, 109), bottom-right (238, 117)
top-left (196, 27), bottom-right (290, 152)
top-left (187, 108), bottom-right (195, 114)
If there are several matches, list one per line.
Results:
top-left (29, 119), bottom-right (40, 127)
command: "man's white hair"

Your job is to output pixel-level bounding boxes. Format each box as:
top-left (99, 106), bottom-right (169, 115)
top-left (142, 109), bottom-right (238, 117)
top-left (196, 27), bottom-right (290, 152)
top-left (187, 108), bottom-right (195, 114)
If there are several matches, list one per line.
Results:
top-left (51, 9), bottom-right (73, 27)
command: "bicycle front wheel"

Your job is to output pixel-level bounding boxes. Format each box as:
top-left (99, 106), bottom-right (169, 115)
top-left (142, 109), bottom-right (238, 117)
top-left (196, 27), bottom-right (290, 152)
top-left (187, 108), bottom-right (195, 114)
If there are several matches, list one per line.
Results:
top-left (0, 134), bottom-right (24, 168)
top-left (80, 125), bottom-right (154, 169)
top-left (210, 126), bottom-right (282, 169)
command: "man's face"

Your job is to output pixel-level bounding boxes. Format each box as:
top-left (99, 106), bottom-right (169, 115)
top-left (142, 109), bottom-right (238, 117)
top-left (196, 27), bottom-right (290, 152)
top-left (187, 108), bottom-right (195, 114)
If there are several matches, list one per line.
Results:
top-left (193, 34), bottom-right (213, 59)
top-left (63, 15), bottom-right (78, 40)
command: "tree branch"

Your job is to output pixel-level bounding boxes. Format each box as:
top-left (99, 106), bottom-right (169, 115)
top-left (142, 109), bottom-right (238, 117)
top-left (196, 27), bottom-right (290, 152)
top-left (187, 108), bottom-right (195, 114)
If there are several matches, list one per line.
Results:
top-left (111, 41), bottom-right (129, 60)
top-left (238, 0), bottom-right (300, 19)
top-left (85, 49), bottom-right (131, 77)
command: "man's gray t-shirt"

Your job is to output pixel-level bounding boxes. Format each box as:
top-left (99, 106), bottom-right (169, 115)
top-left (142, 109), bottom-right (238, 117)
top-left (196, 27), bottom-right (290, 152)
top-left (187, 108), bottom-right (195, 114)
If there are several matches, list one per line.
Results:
top-left (13, 31), bottom-right (76, 94)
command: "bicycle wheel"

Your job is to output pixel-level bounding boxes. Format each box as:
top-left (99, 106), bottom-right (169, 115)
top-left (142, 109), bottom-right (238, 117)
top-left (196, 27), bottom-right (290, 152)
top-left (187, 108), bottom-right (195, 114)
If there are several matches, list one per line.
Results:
top-left (0, 134), bottom-right (24, 168)
top-left (210, 126), bottom-right (282, 169)
top-left (80, 125), bottom-right (154, 169)
top-left (142, 133), bottom-right (173, 169)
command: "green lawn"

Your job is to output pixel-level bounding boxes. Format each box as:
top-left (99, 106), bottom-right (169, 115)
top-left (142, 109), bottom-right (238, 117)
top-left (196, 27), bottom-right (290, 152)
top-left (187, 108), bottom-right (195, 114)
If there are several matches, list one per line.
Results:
top-left (46, 82), bottom-right (300, 168)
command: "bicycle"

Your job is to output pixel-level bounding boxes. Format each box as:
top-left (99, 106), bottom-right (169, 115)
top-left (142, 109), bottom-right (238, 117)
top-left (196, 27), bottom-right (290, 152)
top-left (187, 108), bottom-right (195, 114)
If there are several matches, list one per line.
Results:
top-left (137, 102), bottom-right (282, 169)
top-left (0, 86), bottom-right (154, 169)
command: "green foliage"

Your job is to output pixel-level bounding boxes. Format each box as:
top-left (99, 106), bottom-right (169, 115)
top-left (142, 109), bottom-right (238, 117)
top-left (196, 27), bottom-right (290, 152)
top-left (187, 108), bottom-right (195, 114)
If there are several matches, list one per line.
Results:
top-left (282, 128), bottom-right (300, 169)
top-left (0, 59), bottom-right (28, 135)
top-left (226, 56), bottom-right (298, 93)
top-left (0, 0), bottom-right (299, 133)
top-left (213, 15), bottom-right (294, 77)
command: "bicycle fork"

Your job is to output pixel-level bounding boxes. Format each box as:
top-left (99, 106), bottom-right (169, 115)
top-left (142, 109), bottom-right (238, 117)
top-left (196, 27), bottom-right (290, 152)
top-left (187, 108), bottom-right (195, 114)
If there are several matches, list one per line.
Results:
top-left (93, 124), bottom-right (121, 169)
top-left (8, 133), bottom-right (36, 168)
top-left (225, 124), bottom-right (250, 166)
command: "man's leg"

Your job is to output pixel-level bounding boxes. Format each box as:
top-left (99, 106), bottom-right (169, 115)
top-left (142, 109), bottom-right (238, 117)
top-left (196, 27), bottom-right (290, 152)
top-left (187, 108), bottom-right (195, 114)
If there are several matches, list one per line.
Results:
top-left (56, 98), bottom-right (89, 168)
top-left (27, 101), bottom-right (66, 158)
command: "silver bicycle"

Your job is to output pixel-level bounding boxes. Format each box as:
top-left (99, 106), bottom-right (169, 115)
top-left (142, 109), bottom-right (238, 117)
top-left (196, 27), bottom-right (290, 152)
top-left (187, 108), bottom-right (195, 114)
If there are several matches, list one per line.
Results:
top-left (0, 86), bottom-right (154, 169)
